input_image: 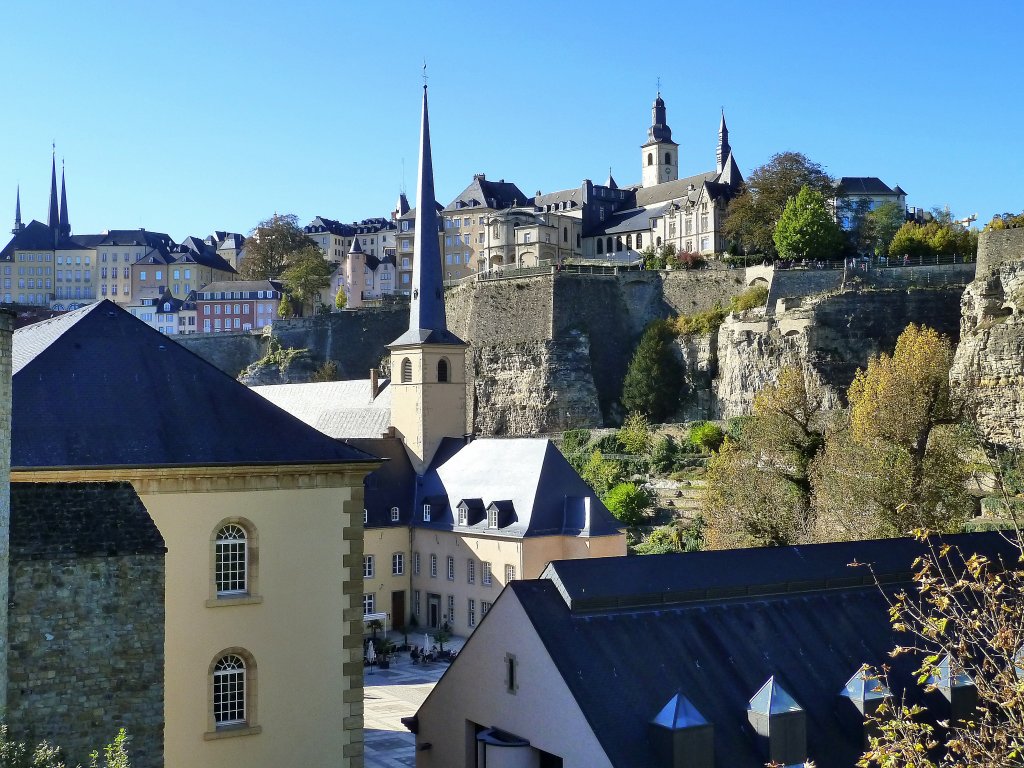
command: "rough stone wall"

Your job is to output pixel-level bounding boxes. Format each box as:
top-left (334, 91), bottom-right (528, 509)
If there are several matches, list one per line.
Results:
top-left (950, 261), bottom-right (1024, 447)
top-left (977, 228), bottom-right (1024, 277)
top-left (713, 288), bottom-right (965, 418)
top-left (6, 554), bottom-right (164, 768)
top-left (0, 309), bottom-right (13, 714)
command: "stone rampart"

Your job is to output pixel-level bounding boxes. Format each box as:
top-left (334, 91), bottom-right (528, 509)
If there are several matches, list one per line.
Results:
top-left (977, 228), bottom-right (1024, 277)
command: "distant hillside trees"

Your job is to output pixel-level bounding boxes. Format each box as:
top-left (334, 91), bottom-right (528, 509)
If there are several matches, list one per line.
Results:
top-left (724, 151), bottom-right (834, 258)
top-left (241, 214), bottom-right (319, 280)
top-left (773, 186), bottom-right (844, 261)
top-left (888, 214), bottom-right (977, 260)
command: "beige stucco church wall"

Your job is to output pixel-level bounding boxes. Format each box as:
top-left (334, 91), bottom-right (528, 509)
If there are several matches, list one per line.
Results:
top-left (364, 526), bottom-right (412, 629)
top-left (134, 471), bottom-right (367, 768)
top-left (415, 591), bottom-right (612, 768)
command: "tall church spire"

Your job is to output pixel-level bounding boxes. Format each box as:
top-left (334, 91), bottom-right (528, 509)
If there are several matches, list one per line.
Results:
top-left (12, 186), bottom-right (22, 235)
top-left (47, 150), bottom-right (59, 231)
top-left (717, 109), bottom-right (731, 174)
top-left (59, 162), bottom-right (70, 237)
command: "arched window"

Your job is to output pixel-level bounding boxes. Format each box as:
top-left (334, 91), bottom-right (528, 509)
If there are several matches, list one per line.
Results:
top-left (626, 234), bottom-right (633, 250)
top-left (596, 239), bottom-right (604, 254)
top-left (576, 233), bottom-right (581, 248)
top-left (562, 226), bottom-right (568, 243)
top-left (437, 358), bottom-right (449, 382)
top-left (400, 357), bottom-right (412, 383)
top-left (211, 650), bottom-right (257, 731)
top-left (636, 233), bottom-right (643, 249)
top-left (606, 237), bottom-right (613, 253)
top-left (666, 152), bottom-right (672, 165)
top-left (657, 237), bottom-right (662, 247)
top-left (616, 236), bottom-right (623, 252)
top-left (647, 152), bottom-right (653, 166)
top-left (215, 524), bottom-right (248, 596)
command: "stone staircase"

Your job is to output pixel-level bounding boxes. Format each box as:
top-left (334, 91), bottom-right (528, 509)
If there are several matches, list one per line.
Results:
top-left (647, 477), bottom-right (705, 524)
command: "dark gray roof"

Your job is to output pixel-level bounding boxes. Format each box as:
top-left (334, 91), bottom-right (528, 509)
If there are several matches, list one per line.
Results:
top-left (508, 532), bottom-right (1021, 768)
top-left (445, 175), bottom-right (527, 212)
top-left (635, 171), bottom-right (720, 207)
top-left (0, 220), bottom-right (82, 260)
top-left (595, 203), bottom-right (669, 236)
top-left (92, 229), bottom-right (175, 256)
top-left (11, 300), bottom-right (379, 471)
top-left (197, 279), bottom-right (280, 295)
top-left (347, 437), bottom-right (417, 528)
top-left (414, 437), bottom-right (623, 538)
top-left (836, 177), bottom-right (898, 196)
top-left (10, 482), bottom-right (165, 559)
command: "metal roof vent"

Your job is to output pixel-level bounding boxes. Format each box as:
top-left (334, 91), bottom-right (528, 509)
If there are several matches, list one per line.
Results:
top-left (840, 665), bottom-right (890, 714)
top-left (649, 691), bottom-right (713, 768)
top-left (748, 676), bottom-right (806, 767)
top-left (926, 654), bottom-right (977, 723)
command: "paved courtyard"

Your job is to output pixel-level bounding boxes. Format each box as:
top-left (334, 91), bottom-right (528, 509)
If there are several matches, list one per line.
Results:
top-left (363, 636), bottom-right (466, 768)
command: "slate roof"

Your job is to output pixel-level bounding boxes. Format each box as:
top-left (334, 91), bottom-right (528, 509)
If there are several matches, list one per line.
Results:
top-left (507, 532), bottom-right (1022, 768)
top-left (10, 482), bottom-right (165, 559)
top-left (251, 379), bottom-right (393, 439)
top-left (306, 216), bottom-right (355, 237)
top-left (197, 279), bottom-right (281, 296)
top-left (836, 177), bottom-right (899, 196)
top-left (534, 187), bottom-right (584, 209)
top-left (0, 220), bottom-right (81, 260)
top-left (445, 175), bottom-right (527, 212)
top-left (634, 171), bottom-right (720, 207)
top-left (11, 300), bottom-right (379, 470)
top-left (414, 438), bottom-right (623, 538)
top-left (347, 437), bottom-right (417, 528)
top-left (595, 203), bottom-right (669, 236)
top-left (91, 229), bottom-right (175, 256)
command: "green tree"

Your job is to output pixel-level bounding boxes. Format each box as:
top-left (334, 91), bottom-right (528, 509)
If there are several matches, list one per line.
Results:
top-left (811, 325), bottom-right (973, 541)
top-left (312, 360), bottom-right (340, 382)
top-left (889, 221), bottom-right (933, 260)
top-left (601, 482), bottom-right (653, 526)
top-left (277, 294), bottom-right (293, 319)
top-left (724, 151), bottom-right (834, 257)
top-left (688, 422), bottom-right (725, 453)
top-left (90, 730), bottom-right (131, 768)
top-left (618, 412), bottom-right (651, 455)
top-left (773, 185), bottom-right (844, 261)
top-left (621, 320), bottom-right (684, 421)
top-left (703, 367), bottom-right (825, 548)
top-left (864, 200), bottom-right (906, 257)
top-left (280, 246), bottom-right (334, 315)
top-left (579, 450), bottom-right (624, 497)
top-left (240, 214), bottom-right (318, 280)
top-left (334, 285), bottom-right (348, 310)
top-left (649, 434), bottom-right (678, 474)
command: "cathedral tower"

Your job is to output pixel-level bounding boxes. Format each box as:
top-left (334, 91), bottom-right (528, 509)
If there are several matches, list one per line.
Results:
top-left (717, 110), bottom-right (732, 174)
top-left (388, 84), bottom-right (468, 474)
top-left (641, 92), bottom-right (679, 187)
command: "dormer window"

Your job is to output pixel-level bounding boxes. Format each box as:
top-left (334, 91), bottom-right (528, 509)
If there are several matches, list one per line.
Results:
top-left (458, 508), bottom-right (467, 526)
top-left (423, 504), bottom-right (431, 522)
top-left (390, 507), bottom-right (400, 522)
top-left (488, 508), bottom-right (498, 528)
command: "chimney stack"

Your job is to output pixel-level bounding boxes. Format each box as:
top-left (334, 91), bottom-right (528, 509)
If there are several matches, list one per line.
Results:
top-left (370, 368), bottom-right (379, 400)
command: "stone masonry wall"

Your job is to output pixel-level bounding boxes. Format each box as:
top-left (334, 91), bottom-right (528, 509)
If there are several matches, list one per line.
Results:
top-left (6, 554), bottom-right (164, 768)
top-left (977, 228), bottom-right (1024, 277)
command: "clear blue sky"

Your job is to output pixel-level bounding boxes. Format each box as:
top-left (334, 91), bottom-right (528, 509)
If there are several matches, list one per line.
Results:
top-left (2, 0), bottom-right (1021, 240)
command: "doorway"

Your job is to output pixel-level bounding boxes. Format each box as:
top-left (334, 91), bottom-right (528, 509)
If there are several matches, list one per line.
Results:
top-left (392, 590), bottom-right (406, 631)
top-left (428, 594), bottom-right (441, 629)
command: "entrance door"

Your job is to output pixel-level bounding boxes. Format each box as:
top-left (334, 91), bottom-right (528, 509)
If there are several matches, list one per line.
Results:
top-left (392, 590), bottom-right (406, 631)
top-left (428, 594), bottom-right (441, 629)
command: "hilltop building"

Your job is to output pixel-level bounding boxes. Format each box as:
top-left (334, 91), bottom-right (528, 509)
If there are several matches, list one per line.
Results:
top-left (409, 532), bottom-right (1016, 767)
top-left (442, 174), bottom-right (528, 277)
top-left (252, 85), bottom-right (626, 638)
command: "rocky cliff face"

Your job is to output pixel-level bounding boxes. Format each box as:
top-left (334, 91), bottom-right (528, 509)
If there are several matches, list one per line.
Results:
top-left (950, 263), bottom-right (1024, 447)
top-left (708, 288), bottom-right (964, 419)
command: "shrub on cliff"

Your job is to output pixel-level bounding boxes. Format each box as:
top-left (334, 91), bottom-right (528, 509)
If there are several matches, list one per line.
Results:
top-left (729, 283), bottom-right (768, 313)
top-left (601, 482), bottom-right (653, 526)
top-left (618, 412), bottom-right (651, 455)
top-left (621, 320), bottom-right (684, 421)
top-left (560, 429), bottom-right (591, 455)
top-left (688, 421), bottom-right (725, 453)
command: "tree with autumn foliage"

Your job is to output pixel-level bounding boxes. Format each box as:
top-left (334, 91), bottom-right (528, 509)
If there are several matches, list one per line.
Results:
top-left (240, 214), bottom-right (319, 280)
top-left (812, 325), bottom-right (974, 541)
top-left (703, 366), bottom-right (825, 548)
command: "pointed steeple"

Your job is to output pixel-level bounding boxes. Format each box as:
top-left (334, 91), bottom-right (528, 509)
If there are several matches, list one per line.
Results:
top-left (47, 150), bottom-right (59, 231)
top-left (647, 93), bottom-right (674, 144)
top-left (717, 109), bottom-right (731, 174)
top-left (606, 167), bottom-right (618, 190)
top-left (390, 84), bottom-right (464, 347)
top-left (12, 186), bottom-right (23, 235)
top-left (59, 162), bottom-right (70, 237)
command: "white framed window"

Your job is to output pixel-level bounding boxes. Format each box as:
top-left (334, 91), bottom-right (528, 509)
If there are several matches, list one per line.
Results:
top-left (505, 564), bottom-right (516, 582)
top-left (213, 654), bottom-right (248, 727)
top-left (448, 595), bottom-right (455, 624)
top-left (457, 507), bottom-right (467, 526)
top-left (467, 559), bottom-right (475, 584)
top-left (414, 590), bottom-right (421, 616)
top-left (423, 503), bottom-right (431, 522)
top-left (363, 555), bottom-right (375, 578)
top-left (391, 506), bottom-right (400, 522)
top-left (363, 509), bottom-right (368, 524)
top-left (468, 598), bottom-right (476, 627)
top-left (447, 555), bottom-right (455, 580)
top-left (414, 552), bottom-right (420, 575)
top-left (482, 561), bottom-right (492, 586)
top-left (482, 600), bottom-right (492, 616)
top-left (488, 508), bottom-right (498, 528)
top-left (215, 524), bottom-right (247, 595)
top-left (392, 552), bottom-right (404, 576)
top-left (362, 593), bottom-right (375, 615)
top-left (430, 554), bottom-right (437, 578)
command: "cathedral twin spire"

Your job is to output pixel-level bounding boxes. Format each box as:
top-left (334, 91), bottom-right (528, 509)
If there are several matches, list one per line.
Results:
top-left (14, 150), bottom-right (71, 240)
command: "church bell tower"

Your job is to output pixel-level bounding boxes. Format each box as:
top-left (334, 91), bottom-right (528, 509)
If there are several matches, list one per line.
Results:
top-left (641, 92), bottom-right (679, 188)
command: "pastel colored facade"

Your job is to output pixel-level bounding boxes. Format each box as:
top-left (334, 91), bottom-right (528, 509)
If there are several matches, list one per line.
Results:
top-left (307, 216), bottom-right (399, 308)
top-left (196, 280), bottom-right (282, 332)
top-left (443, 174), bottom-right (528, 277)
top-left (12, 302), bottom-right (380, 768)
top-left (478, 208), bottom-right (583, 270)
top-left (94, 230), bottom-right (176, 305)
top-left (127, 291), bottom-right (198, 335)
